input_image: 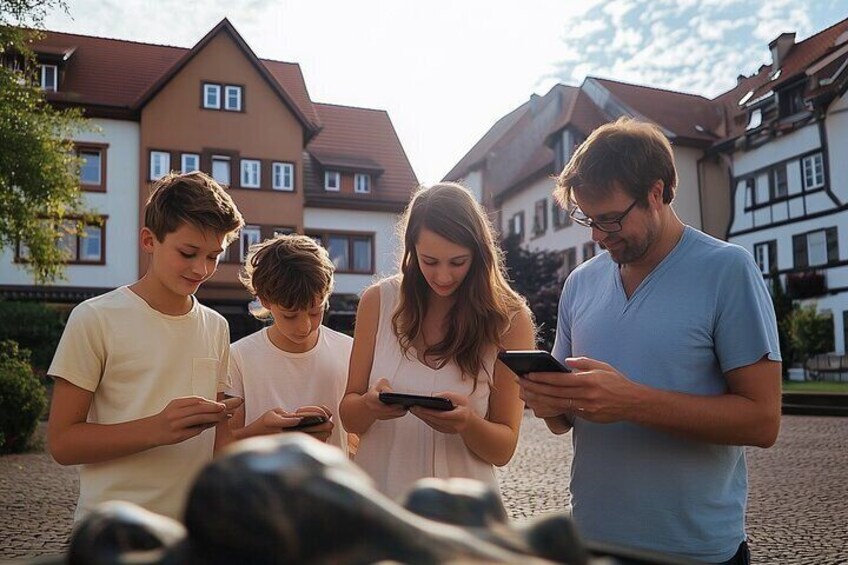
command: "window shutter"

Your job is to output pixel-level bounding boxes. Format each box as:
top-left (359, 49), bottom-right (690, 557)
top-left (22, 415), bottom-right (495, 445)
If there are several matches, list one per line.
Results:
top-left (826, 227), bottom-right (839, 264)
top-left (768, 240), bottom-right (777, 272)
top-left (793, 234), bottom-right (808, 268)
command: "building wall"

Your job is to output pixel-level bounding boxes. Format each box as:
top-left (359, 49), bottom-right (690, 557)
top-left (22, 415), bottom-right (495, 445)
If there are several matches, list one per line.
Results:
top-left (826, 92), bottom-right (848, 203)
top-left (0, 118), bottom-right (140, 289)
top-left (304, 207), bottom-right (401, 296)
top-left (698, 153), bottom-right (732, 239)
top-left (462, 169), bottom-right (483, 203)
top-left (671, 146), bottom-right (703, 231)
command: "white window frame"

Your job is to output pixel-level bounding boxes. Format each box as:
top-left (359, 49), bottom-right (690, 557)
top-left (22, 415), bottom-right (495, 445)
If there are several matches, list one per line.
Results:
top-left (802, 153), bottom-right (824, 190)
top-left (510, 213), bottom-right (524, 238)
top-left (211, 155), bottom-right (231, 187)
top-left (240, 159), bottom-right (261, 188)
top-left (40, 64), bottom-right (57, 91)
top-left (807, 230), bottom-right (828, 267)
top-left (224, 85), bottom-right (242, 111)
top-left (240, 225), bottom-right (262, 261)
top-left (324, 171), bottom-right (340, 192)
top-left (149, 151), bottom-right (170, 181)
top-left (754, 241), bottom-right (774, 274)
top-left (203, 83), bottom-right (221, 109)
top-left (79, 150), bottom-right (101, 186)
top-left (181, 153), bottom-right (200, 173)
top-left (745, 178), bottom-right (756, 208)
top-left (272, 162), bottom-right (294, 191)
top-left (354, 173), bottom-right (371, 194)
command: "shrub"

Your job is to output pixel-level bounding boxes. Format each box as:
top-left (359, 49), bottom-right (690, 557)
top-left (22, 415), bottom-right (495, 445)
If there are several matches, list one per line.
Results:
top-left (0, 340), bottom-right (48, 453)
top-left (0, 301), bottom-right (65, 372)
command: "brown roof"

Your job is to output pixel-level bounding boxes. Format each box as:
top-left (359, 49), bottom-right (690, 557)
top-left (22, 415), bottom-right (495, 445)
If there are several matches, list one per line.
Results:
top-left (32, 22), bottom-right (319, 127)
top-left (546, 88), bottom-right (610, 143)
top-left (303, 103), bottom-right (419, 209)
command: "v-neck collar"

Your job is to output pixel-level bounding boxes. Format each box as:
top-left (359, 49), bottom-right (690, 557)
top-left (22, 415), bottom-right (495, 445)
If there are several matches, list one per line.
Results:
top-left (613, 226), bottom-right (692, 306)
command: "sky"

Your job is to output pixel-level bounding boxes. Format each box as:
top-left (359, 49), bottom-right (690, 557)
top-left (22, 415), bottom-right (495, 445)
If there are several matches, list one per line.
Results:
top-left (41, 0), bottom-right (848, 185)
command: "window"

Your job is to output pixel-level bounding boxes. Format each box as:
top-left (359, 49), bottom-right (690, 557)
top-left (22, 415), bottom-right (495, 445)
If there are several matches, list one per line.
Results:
top-left (745, 178), bottom-right (756, 208)
top-left (793, 227), bottom-right (838, 269)
top-left (564, 247), bottom-right (577, 273)
top-left (325, 171), bottom-right (340, 191)
top-left (224, 85), bottom-right (242, 111)
top-left (583, 241), bottom-right (596, 261)
top-left (240, 225), bottom-right (262, 261)
top-left (508, 212), bottom-right (524, 241)
top-left (19, 219), bottom-right (105, 264)
top-left (77, 146), bottom-right (106, 190)
top-left (779, 84), bottom-right (805, 117)
top-left (181, 153), bottom-right (200, 173)
top-left (212, 156), bottom-right (231, 186)
top-left (311, 232), bottom-right (373, 273)
top-left (533, 199), bottom-right (548, 236)
top-left (354, 173), bottom-right (371, 194)
top-left (40, 64), bottom-right (57, 91)
top-left (754, 240), bottom-right (777, 274)
top-left (149, 151), bottom-right (170, 181)
top-left (273, 227), bottom-right (295, 237)
top-left (769, 165), bottom-right (788, 199)
top-left (240, 159), bottom-right (261, 188)
top-left (802, 153), bottom-right (824, 190)
top-left (203, 84), bottom-right (221, 109)
top-left (745, 108), bottom-right (762, 131)
top-left (552, 204), bottom-right (572, 229)
top-left (272, 162), bottom-right (294, 191)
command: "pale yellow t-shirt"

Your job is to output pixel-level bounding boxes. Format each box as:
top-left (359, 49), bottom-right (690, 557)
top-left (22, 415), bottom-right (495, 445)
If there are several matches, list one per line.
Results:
top-left (48, 286), bottom-right (231, 522)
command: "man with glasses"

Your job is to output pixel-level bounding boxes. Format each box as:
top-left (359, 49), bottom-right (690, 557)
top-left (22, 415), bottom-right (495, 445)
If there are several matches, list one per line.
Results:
top-left (517, 118), bottom-right (781, 565)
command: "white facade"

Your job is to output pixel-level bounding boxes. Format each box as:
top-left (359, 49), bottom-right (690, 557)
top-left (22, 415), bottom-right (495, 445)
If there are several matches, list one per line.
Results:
top-left (304, 207), bottom-right (401, 296)
top-left (0, 119), bottom-right (140, 289)
top-left (728, 93), bottom-right (848, 354)
top-left (672, 146), bottom-right (704, 231)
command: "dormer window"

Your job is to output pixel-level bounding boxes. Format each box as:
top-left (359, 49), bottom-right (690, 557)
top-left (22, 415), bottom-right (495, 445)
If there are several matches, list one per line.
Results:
top-left (354, 173), bottom-right (371, 193)
top-left (778, 83), bottom-right (805, 117)
top-left (203, 83), bottom-right (221, 109)
top-left (224, 85), bottom-right (242, 111)
top-left (745, 108), bottom-right (762, 131)
top-left (40, 64), bottom-right (57, 91)
top-left (325, 171), bottom-right (340, 192)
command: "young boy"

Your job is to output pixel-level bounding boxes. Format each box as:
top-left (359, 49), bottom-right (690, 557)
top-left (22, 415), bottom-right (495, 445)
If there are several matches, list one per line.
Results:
top-left (47, 171), bottom-right (244, 522)
top-left (226, 234), bottom-right (352, 453)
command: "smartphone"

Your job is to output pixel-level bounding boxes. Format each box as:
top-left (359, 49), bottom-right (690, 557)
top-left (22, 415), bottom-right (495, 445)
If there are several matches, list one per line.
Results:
top-left (290, 414), bottom-right (328, 430)
top-left (497, 350), bottom-right (571, 376)
top-left (378, 392), bottom-right (454, 411)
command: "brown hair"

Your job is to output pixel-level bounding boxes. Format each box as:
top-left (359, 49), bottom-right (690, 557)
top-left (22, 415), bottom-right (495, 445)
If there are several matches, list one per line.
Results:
top-left (144, 171), bottom-right (244, 245)
top-left (240, 234), bottom-right (335, 319)
top-left (555, 117), bottom-right (677, 208)
top-left (392, 183), bottom-right (530, 382)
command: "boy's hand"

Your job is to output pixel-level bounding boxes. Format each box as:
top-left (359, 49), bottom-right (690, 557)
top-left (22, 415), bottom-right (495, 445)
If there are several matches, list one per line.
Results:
top-left (222, 396), bottom-right (244, 417)
top-left (153, 396), bottom-right (230, 446)
top-left (410, 392), bottom-right (472, 434)
top-left (291, 405), bottom-right (334, 443)
top-left (364, 378), bottom-right (408, 420)
top-left (253, 408), bottom-right (303, 436)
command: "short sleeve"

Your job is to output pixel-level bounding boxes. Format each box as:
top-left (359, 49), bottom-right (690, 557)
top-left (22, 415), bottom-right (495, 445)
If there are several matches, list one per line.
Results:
top-left (47, 302), bottom-right (106, 392)
top-left (551, 278), bottom-right (573, 363)
top-left (713, 248), bottom-right (782, 373)
top-left (225, 342), bottom-right (245, 398)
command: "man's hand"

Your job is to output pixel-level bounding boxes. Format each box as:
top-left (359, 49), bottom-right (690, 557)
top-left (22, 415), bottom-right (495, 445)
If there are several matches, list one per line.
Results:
top-left (409, 392), bottom-right (471, 434)
top-left (153, 396), bottom-right (230, 446)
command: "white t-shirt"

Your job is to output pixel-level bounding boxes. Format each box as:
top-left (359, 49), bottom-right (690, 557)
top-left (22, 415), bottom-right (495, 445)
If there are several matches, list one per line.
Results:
top-left (226, 326), bottom-right (352, 452)
top-left (47, 286), bottom-right (231, 522)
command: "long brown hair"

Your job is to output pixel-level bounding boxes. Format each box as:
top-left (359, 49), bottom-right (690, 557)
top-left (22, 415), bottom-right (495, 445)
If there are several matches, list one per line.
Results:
top-left (392, 183), bottom-right (529, 381)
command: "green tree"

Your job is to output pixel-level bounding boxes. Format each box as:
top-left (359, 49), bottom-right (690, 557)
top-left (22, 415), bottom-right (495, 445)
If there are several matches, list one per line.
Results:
top-left (787, 304), bottom-right (834, 380)
top-left (1, 0), bottom-right (94, 283)
top-left (769, 271), bottom-right (795, 376)
top-left (501, 234), bottom-right (565, 351)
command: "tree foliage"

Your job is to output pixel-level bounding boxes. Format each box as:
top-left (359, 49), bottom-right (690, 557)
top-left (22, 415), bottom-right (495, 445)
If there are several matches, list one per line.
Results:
top-left (787, 303), bottom-right (834, 378)
top-left (769, 272), bottom-right (795, 375)
top-left (1, 0), bottom-right (94, 283)
top-left (501, 234), bottom-right (565, 351)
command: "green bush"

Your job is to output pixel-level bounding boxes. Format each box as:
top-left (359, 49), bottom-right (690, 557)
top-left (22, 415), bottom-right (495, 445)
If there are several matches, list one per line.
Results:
top-left (0, 301), bottom-right (65, 372)
top-left (0, 340), bottom-right (48, 453)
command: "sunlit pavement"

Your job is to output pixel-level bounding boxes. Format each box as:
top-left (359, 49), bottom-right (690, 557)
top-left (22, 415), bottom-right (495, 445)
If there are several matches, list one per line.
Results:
top-left (1, 415), bottom-right (846, 562)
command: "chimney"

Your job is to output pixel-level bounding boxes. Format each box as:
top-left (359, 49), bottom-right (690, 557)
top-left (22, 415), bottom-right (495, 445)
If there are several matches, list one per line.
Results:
top-left (529, 93), bottom-right (541, 115)
top-left (769, 32), bottom-right (796, 69)
top-left (737, 74), bottom-right (747, 85)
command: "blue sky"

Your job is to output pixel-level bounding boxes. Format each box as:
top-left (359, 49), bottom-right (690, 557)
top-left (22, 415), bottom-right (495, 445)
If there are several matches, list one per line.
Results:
top-left (43, 0), bottom-right (848, 184)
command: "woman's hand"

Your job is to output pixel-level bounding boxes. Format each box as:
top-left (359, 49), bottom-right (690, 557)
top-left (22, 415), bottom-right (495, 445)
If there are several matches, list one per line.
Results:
top-left (363, 378), bottom-right (408, 420)
top-left (409, 391), bottom-right (473, 434)
top-left (292, 405), bottom-right (335, 443)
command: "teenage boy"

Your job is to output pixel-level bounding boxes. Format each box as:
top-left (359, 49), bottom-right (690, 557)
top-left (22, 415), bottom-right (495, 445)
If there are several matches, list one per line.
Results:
top-left (48, 171), bottom-right (245, 522)
top-left (226, 234), bottom-right (352, 453)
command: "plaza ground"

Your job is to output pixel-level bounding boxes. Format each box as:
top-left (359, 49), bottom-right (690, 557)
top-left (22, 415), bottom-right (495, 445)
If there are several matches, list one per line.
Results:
top-left (1, 414), bottom-right (846, 562)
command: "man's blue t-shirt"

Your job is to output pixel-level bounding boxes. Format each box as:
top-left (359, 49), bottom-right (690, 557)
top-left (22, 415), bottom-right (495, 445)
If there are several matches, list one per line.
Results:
top-left (552, 226), bottom-right (781, 562)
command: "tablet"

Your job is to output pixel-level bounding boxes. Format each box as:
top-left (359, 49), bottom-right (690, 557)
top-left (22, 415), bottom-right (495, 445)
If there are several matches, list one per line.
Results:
top-left (378, 392), bottom-right (454, 411)
top-left (497, 350), bottom-right (571, 376)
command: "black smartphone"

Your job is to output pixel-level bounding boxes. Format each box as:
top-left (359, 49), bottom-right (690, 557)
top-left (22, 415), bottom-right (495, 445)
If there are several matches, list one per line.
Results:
top-left (290, 414), bottom-right (328, 430)
top-left (378, 392), bottom-right (454, 411)
top-left (497, 350), bottom-right (571, 376)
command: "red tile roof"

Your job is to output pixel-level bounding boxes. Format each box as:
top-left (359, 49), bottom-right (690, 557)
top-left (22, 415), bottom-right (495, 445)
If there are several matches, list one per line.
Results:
top-left (303, 103), bottom-right (419, 208)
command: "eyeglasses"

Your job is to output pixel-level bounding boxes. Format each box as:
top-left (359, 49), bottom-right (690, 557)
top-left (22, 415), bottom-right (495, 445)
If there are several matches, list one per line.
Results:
top-left (568, 199), bottom-right (639, 233)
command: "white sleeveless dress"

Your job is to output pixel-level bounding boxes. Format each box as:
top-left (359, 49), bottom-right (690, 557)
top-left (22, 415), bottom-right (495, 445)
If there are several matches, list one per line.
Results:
top-left (354, 276), bottom-right (498, 500)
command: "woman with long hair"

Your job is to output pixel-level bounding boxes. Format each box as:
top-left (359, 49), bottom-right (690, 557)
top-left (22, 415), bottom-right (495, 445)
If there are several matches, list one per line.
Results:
top-left (340, 182), bottom-right (535, 499)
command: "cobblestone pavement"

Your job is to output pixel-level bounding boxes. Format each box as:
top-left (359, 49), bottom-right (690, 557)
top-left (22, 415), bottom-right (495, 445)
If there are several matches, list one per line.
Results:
top-left (2, 415), bottom-right (847, 562)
